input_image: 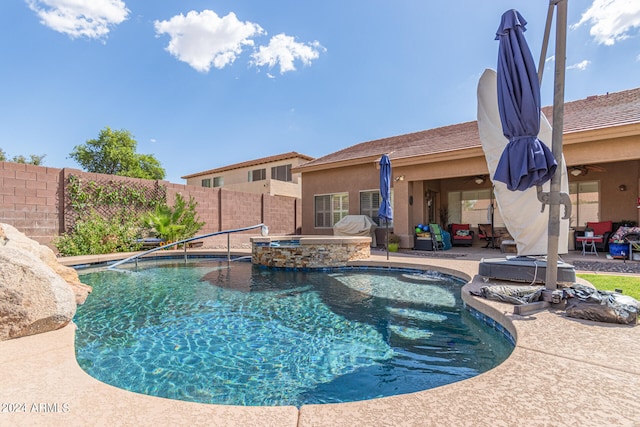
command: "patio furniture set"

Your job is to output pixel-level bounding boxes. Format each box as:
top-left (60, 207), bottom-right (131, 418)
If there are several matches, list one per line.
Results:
top-left (411, 220), bottom-right (639, 261)
top-left (413, 223), bottom-right (511, 252)
top-left (574, 221), bottom-right (640, 259)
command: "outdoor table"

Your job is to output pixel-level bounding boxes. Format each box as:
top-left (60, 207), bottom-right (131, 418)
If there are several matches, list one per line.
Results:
top-left (576, 235), bottom-right (602, 256)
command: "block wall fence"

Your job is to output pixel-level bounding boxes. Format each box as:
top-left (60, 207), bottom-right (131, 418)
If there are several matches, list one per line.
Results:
top-left (0, 162), bottom-right (301, 250)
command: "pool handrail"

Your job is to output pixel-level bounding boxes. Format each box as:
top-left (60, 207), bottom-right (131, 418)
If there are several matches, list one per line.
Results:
top-left (107, 223), bottom-right (266, 270)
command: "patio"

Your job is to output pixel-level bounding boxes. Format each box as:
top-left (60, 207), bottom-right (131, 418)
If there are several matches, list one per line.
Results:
top-left (1, 248), bottom-right (639, 426)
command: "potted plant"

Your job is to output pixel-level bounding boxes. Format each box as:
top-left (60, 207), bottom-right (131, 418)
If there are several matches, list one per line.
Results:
top-left (388, 234), bottom-right (401, 252)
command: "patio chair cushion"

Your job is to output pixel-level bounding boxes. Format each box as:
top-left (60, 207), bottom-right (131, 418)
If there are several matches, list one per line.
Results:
top-left (449, 223), bottom-right (474, 246)
top-left (610, 226), bottom-right (640, 242)
top-left (586, 221), bottom-right (612, 237)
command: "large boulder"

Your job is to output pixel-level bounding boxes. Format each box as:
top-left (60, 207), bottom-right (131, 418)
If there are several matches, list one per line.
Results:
top-left (0, 223), bottom-right (92, 341)
top-left (0, 223), bottom-right (91, 304)
top-left (0, 246), bottom-right (76, 340)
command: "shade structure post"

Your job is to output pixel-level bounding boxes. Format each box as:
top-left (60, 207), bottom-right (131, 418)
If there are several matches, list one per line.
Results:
top-left (545, 0), bottom-right (567, 290)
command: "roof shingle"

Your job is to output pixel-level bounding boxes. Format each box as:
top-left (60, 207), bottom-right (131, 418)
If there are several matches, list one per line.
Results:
top-left (299, 86), bottom-right (640, 170)
top-left (182, 151), bottom-right (315, 179)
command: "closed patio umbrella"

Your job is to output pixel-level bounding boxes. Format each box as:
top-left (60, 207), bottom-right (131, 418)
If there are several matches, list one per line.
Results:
top-left (493, 9), bottom-right (557, 192)
top-left (378, 154), bottom-right (393, 260)
top-left (491, 3), bottom-right (571, 291)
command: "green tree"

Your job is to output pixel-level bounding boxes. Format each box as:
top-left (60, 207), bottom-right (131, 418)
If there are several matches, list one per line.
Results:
top-left (0, 148), bottom-right (46, 165)
top-left (69, 127), bottom-right (165, 180)
top-left (12, 154), bottom-right (46, 165)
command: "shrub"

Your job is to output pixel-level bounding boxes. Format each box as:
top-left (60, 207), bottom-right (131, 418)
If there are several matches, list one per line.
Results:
top-left (54, 210), bottom-right (142, 256)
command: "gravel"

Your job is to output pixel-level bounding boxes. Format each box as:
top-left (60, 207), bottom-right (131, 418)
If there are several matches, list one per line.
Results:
top-left (571, 260), bottom-right (640, 274)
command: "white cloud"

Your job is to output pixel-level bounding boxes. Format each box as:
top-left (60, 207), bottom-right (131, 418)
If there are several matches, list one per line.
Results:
top-left (154, 10), bottom-right (264, 73)
top-left (567, 60), bottom-right (591, 71)
top-left (573, 0), bottom-right (640, 45)
top-left (251, 34), bottom-right (325, 74)
top-left (26, 0), bottom-right (129, 40)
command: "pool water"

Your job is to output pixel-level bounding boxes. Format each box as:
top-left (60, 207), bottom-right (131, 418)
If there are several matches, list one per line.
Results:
top-left (74, 260), bottom-right (513, 407)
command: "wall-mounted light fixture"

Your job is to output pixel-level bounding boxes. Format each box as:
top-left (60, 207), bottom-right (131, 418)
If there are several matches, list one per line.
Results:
top-left (569, 167), bottom-right (584, 176)
top-left (474, 176), bottom-right (486, 185)
top-left (394, 175), bottom-right (405, 182)
top-left (619, 184), bottom-right (627, 191)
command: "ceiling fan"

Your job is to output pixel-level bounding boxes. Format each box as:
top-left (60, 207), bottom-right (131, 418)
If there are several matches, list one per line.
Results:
top-left (462, 175), bottom-right (490, 185)
top-left (568, 164), bottom-right (606, 176)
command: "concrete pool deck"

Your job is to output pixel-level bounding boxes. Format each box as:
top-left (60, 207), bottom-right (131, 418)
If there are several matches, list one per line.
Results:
top-left (1, 250), bottom-right (639, 426)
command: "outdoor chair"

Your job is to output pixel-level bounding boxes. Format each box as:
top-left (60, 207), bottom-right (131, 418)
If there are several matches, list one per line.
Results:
top-left (429, 223), bottom-right (445, 250)
top-left (477, 223), bottom-right (500, 249)
top-left (449, 223), bottom-right (474, 247)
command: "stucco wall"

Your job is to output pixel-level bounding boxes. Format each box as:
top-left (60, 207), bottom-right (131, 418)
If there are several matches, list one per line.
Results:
top-left (300, 156), bottom-right (640, 248)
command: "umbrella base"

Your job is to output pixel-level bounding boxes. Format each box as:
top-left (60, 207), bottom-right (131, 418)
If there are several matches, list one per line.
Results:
top-left (479, 256), bottom-right (575, 285)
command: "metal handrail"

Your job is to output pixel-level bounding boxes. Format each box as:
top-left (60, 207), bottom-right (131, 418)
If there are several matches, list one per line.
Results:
top-left (107, 223), bottom-right (266, 270)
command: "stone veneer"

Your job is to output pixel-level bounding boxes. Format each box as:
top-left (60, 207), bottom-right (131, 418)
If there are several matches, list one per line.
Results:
top-left (251, 236), bottom-right (371, 268)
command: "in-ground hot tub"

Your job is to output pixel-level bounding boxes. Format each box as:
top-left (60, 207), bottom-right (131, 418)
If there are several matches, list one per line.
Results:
top-left (251, 236), bottom-right (371, 268)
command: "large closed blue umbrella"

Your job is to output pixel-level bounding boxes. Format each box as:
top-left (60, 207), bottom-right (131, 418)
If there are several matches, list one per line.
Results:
top-left (494, 9), bottom-right (557, 191)
top-left (378, 154), bottom-right (393, 259)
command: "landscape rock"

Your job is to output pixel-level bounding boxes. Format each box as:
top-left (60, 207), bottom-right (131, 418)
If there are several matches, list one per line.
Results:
top-left (0, 246), bottom-right (76, 341)
top-left (0, 223), bottom-right (91, 304)
top-left (0, 223), bottom-right (92, 341)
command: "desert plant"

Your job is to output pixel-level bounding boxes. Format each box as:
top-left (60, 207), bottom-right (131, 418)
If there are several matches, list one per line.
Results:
top-left (141, 194), bottom-right (204, 243)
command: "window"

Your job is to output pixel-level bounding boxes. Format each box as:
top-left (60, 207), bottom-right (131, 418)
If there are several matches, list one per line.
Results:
top-left (360, 190), bottom-right (393, 226)
top-left (448, 182), bottom-right (600, 229)
top-left (248, 168), bottom-right (266, 182)
top-left (201, 178), bottom-right (211, 188)
top-left (213, 176), bottom-right (224, 187)
top-left (271, 164), bottom-right (292, 182)
top-left (315, 193), bottom-right (349, 227)
top-left (448, 190), bottom-right (505, 227)
top-left (569, 181), bottom-right (599, 227)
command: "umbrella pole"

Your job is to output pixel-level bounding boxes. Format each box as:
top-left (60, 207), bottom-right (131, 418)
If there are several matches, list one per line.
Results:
top-left (386, 220), bottom-right (389, 260)
top-left (545, 0), bottom-right (568, 291)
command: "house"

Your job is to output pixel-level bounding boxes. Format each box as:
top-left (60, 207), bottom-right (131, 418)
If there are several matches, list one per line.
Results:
top-left (182, 152), bottom-right (314, 198)
top-left (293, 87), bottom-right (640, 249)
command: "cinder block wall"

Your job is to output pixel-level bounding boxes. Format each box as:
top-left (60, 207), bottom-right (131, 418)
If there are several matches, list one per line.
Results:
top-left (0, 162), bottom-right (62, 246)
top-left (0, 162), bottom-right (300, 250)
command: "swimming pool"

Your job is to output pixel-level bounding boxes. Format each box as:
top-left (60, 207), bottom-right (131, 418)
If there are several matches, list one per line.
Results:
top-left (74, 259), bottom-right (513, 407)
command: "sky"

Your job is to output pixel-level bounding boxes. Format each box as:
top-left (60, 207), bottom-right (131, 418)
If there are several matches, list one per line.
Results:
top-left (1, 1), bottom-right (640, 184)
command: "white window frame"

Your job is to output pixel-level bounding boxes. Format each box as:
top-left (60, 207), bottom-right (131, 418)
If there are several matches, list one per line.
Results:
top-left (314, 193), bottom-right (349, 228)
top-left (360, 189), bottom-right (393, 226)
